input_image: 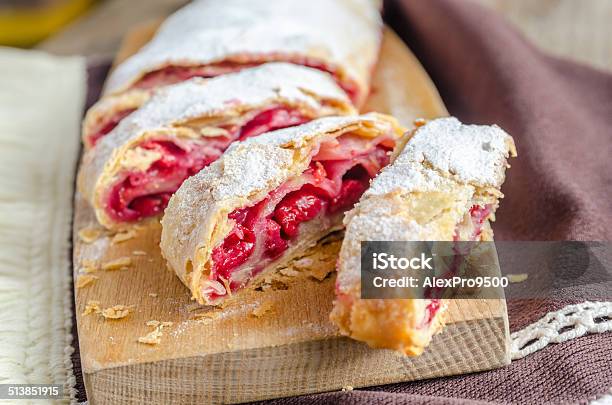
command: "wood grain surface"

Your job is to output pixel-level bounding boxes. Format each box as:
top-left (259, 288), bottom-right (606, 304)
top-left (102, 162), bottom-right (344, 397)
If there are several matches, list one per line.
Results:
top-left (73, 24), bottom-right (509, 405)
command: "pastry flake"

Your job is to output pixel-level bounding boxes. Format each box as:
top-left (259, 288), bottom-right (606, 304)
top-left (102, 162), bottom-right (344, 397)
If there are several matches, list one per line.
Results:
top-left (252, 301), bottom-right (274, 318)
top-left (78, 227), bottom-right (103, 244)
top-left (331, 117), bottom-right (516, 356)
top-left (101, 305), bottom-right (133, 320)
top-left (82, 300), bottom-right (101, 316)
top-left (138, 321), bottom-right (172, 345)
top-left (160, 113), bottom-right (404, 305)
top-left (111, 229), bottom-right (137, 244)
top-left (76, 274), bottom-right (98, 289)
top-left (102, 257), bottom-right (132, 271)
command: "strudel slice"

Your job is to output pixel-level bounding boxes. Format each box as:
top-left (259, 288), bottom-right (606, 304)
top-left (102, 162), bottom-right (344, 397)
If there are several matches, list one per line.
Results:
top-left (160, 114), bottom-right (404, 305)
top-left (78, 63), bottom-right (355, 230)
top-left (84, 0), bottom-right (382, 147)
top-left (331, 117), bottom-right (517, 356)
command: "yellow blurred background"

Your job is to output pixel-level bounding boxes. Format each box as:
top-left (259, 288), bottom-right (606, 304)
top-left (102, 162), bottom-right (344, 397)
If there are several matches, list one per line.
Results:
top-left (0, 0), bottom-right (96, 47)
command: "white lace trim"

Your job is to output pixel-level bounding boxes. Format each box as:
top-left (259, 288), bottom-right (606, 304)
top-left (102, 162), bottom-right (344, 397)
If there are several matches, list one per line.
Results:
top-left (511, 301), bottom-right (612, 360)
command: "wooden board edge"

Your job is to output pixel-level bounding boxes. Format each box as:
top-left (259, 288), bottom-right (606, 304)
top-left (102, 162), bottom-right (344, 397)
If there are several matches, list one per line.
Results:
top-left (84, 316), bottom-right (510, 404)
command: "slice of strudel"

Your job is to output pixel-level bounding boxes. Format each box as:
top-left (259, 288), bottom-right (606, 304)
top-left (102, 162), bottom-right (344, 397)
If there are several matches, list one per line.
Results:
top-left (78, 63), bottom-right (355, 229)
top-left (330, 117), bottom-right (517, 356)
top-left (83, 0), bottom-right (382, 148)
top-left (160, 114), bottom-right (404, 305)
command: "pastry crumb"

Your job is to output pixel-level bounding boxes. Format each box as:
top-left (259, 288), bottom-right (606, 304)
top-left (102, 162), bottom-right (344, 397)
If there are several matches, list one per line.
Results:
top-left (252, 301), bottom-right (274, 318)
top-left (342, 386), bottom-right (354, 392)
top-left (148, 292), bottom-right (158, 298)
top-left (78, 227), bottom-right (103, 243)
top-left (82, 300), bottom-right (101, 316)
top-left (138, 328), bottom-right (163, 345)
top-left (508, 273), bottom-right (528, 283)
top-left (102, 257), bottom-right (132, 271)
top-left (102, 305), bottom-right (133, 320)
top-left (414, 118), bottom-right (427, 127)
top-left (81, 265), bottom-right (98, 274)
top-left (132, 250), bottom-right (147, 256)
top-left (111, 229), bottom-right (137, 245)
top-left (309, 266), bottom-right (332, 281)
top-left (138, 320), bottom-right (172, 345)
top-left (280, 268), bottom-right (300, 277)
top-left (81, 259), bottom-right (97, 267)
top-left (76, 274), bottom-right (98, 288)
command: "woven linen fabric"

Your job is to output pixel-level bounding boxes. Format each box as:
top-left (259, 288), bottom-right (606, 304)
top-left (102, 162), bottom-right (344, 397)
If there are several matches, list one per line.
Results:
top-left (0, 47), bottom-right (86, 404)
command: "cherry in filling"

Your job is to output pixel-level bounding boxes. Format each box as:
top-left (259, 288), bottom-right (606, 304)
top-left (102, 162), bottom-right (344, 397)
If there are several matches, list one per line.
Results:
top-left (421, 204), bottom-right (493, 326)
top-left (105, 107), bottom-right (308, 222)
top-left (88, 108), bottom-right (136, 147)
top-left (133, 59), bottom-right (359, 102)
top-left (209, 137), bottom-right (394, 298)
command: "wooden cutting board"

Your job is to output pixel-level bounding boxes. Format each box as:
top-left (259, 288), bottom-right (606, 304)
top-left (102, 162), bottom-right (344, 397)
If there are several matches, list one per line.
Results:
top-left (73, 24), bottom-right (510, 404)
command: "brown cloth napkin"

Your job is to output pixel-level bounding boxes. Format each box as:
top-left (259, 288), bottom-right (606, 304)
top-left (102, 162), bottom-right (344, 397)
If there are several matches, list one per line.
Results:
top-left (250, 0), bottom-right (612, 404)
top-left (75, 1), bottom-right (612, 403)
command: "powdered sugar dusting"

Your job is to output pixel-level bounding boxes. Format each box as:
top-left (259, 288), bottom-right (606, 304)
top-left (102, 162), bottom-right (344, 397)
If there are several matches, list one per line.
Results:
top-left (398, 118), bottom-right (515, 187)
top-left (366, 118), bottom-right (516, 198)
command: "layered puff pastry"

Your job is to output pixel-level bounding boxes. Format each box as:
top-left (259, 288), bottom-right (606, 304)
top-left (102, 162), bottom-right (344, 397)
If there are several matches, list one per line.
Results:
top-left (160, 113), bottom-right (404, 305)
top-left (78, 63), bottom-right (355, 230)
top-left (330, 117), bottom-right (517, 356)
top-left (85, 0), bottom-right (382, 146)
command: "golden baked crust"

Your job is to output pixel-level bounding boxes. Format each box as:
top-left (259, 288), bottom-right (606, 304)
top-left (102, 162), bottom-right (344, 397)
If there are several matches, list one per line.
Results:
top-left (78, 63), bottom-right (356, 230)
top-left (331, 117), bottom-right (517, 355)
top-left (160, 113), bottom-right (405, 305)
top-left (82, 89), bottom-right (150, 149)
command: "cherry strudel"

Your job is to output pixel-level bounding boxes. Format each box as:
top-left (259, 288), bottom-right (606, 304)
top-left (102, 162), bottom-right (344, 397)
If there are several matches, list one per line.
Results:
top-left (330, 117), bottom-right (517, 356)
top-left (78, 63), bottom-right (355, 230)
top-left (160, 113), bottom-right (404, 305)
top-left (83, 0), bottom-right (382, 148)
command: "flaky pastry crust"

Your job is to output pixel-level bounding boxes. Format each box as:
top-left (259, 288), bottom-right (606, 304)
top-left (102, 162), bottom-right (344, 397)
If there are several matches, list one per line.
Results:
top-left (331, 117), bottom-right (517, 355)
top-left (160, 113), bottom-right (405, 305)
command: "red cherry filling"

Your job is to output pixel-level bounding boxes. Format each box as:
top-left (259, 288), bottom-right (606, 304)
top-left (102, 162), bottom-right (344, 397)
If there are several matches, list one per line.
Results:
top-left (105, 107), bottom-right (308, 223)
top-left (107, 140), bottom-right (221, 222)
top-left (424, 299), bottom-right (441, 326)
top-left (208, 137), bottom-right (394, 299)
top-left (273, 185), bottom-right (328, 238)
top-left (469, 204), bottom-right (491, 239)
top-left (239, 108), bottom-right (309, 140)
top-left (88, 108), bottom-right (136, 147)
top-left (211, 224), bottom-right (256, 281)
top-left (131, 59), bottom-right (359, 103)
top-left (263, 219), bottom-right (288, 259)
top-left (422, 203), bottom-right (494, 326)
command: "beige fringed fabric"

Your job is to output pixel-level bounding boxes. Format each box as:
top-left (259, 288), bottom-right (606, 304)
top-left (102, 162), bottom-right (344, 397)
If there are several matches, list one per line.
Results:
top-left (0, 47), bottom-right (85, 404)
